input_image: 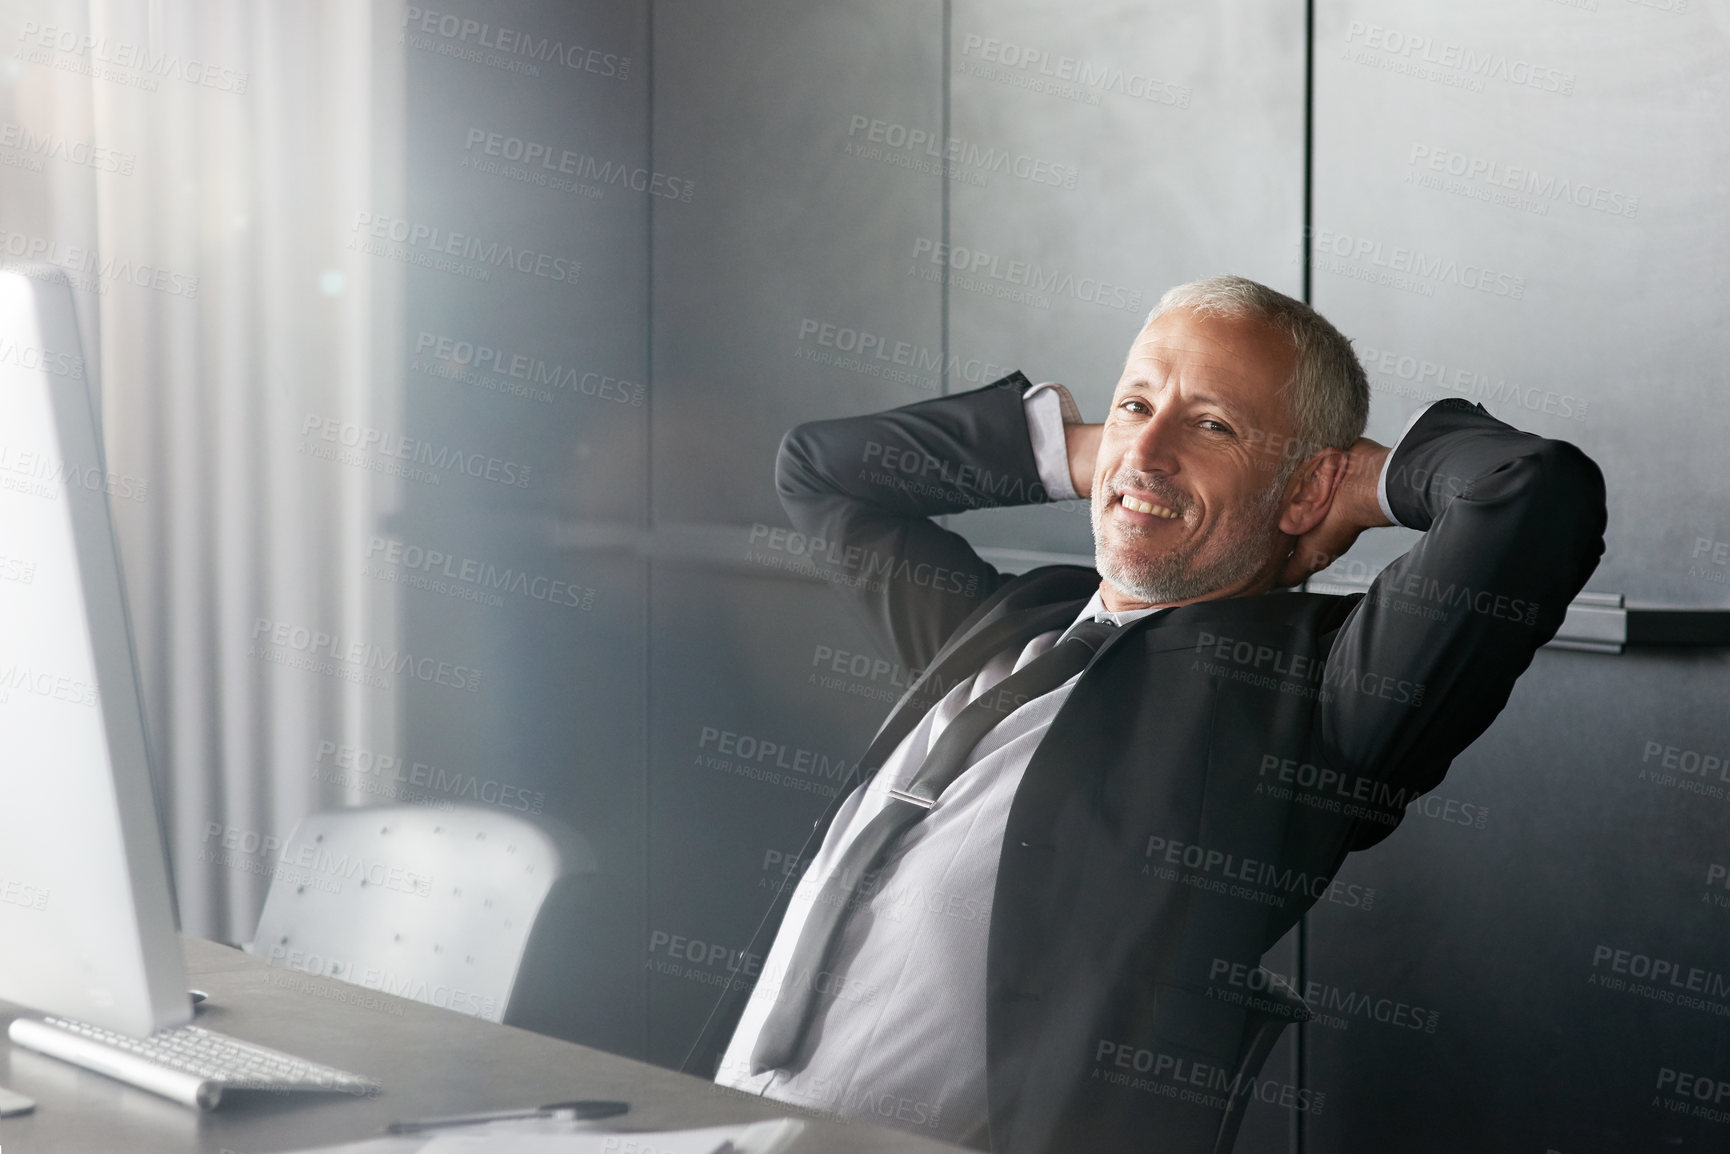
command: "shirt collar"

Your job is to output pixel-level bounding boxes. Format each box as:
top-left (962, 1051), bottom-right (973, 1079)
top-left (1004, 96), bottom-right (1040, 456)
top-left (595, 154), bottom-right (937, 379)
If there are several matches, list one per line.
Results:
top-left (1061, 587), bottom-right (1167, 639)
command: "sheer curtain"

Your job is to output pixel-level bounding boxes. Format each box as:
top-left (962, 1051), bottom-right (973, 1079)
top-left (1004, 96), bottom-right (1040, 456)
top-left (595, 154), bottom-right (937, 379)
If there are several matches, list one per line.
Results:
top-left (60, 0), bottom-right (407, 941)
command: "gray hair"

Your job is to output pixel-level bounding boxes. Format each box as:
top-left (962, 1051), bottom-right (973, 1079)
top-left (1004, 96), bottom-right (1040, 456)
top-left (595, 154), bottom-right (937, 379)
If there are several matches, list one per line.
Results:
top-left (1144, 275), bottom-right (1369, 455)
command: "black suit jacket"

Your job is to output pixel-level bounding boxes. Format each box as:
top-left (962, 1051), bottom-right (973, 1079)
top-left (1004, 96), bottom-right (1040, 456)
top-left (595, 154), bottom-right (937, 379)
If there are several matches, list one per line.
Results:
top-left (692, 373), bottom-right (1606, 1154)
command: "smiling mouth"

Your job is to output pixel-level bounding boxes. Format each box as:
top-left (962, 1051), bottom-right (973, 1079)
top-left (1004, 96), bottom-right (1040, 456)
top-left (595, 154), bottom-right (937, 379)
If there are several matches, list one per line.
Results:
top-left (1117, 493), bottom-right (1182, 519)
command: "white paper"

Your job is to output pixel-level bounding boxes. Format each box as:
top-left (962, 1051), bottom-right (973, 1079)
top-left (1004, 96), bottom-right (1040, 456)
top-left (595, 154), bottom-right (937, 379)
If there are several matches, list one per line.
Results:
top-left (417, 1118), bottom-right (804, 1154)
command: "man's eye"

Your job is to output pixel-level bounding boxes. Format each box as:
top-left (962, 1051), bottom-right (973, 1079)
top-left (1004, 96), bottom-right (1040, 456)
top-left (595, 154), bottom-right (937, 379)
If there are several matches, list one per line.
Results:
top-left (1120, 399), bottom-right (1151, 415)
top-left (1200, 419), bottom-right (1233, 434)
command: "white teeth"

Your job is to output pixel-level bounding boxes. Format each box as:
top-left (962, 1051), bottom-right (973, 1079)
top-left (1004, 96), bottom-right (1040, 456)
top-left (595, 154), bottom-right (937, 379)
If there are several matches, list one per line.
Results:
top-left (1119, 494), bottom-right (1179, 519)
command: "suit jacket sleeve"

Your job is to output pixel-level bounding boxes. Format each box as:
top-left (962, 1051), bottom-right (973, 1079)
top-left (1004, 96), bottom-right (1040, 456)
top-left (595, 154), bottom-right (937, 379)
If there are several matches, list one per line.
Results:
top-left (1318, 397), bottom-right (1607, 810)
top-left (775, 372), bottom-right (1059, 671)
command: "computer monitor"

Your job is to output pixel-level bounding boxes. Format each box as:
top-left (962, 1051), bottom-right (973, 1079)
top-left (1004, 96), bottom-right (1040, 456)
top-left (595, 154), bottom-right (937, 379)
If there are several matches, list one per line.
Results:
top-left (0, 266), bottom-right (191, 1038)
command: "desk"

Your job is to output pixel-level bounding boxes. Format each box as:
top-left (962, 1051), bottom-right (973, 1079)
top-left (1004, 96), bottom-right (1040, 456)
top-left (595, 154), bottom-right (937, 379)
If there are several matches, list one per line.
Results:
top-left (0, 936), bottom-right (973, 1154)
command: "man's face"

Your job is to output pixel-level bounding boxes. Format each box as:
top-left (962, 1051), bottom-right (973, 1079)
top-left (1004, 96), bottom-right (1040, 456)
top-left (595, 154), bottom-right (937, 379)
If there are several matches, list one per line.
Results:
top-left (1089, 306), bottom-right (1306, 608)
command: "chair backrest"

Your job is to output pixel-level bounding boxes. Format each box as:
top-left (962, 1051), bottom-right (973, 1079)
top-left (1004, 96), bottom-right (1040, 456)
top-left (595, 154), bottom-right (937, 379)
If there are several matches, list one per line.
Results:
top-left (248, 805), bottom-right (597, 1022)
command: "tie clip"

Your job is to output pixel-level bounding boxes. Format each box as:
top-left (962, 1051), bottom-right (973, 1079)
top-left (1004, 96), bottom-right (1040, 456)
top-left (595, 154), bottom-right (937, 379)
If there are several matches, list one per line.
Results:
top-left (888, 787), bottom-right (937, 810)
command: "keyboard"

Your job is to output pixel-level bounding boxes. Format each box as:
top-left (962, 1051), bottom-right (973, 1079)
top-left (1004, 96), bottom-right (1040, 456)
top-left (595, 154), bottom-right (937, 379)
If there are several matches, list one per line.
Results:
top-left (7, 1015), bottom-right (379, 1110)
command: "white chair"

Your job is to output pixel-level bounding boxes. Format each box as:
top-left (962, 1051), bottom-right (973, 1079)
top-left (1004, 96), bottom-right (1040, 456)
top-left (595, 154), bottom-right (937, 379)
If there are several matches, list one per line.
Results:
top-left (246, 805), bottom-right (597, 1025)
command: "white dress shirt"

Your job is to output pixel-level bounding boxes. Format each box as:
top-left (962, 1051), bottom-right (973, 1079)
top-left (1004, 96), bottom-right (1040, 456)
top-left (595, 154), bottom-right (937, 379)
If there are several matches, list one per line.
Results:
top-left (715, 386), bottom-right (1438, 1145)
top-left (716, 584), bottom-right (1161, 1146)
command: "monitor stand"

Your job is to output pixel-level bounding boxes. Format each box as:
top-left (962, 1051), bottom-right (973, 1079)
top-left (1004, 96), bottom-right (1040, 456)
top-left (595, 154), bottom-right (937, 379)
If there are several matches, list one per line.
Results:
top-left (0, 1084), bottom-right (36, 1116)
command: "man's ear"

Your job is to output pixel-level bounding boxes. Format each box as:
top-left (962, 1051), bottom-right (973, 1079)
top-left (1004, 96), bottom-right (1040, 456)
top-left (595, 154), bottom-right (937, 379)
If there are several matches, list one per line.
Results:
top-left (1278, 448), bottom-right (1349, 537)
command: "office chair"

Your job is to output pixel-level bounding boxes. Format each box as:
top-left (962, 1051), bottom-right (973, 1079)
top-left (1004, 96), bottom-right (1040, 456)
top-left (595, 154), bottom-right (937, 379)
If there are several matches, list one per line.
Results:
top-left (246, 805), bottom-right (599, 1027)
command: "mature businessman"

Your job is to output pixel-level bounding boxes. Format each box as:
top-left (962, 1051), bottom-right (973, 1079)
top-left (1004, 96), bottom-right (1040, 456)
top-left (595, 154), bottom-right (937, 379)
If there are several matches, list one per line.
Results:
top-left (698, 275), bottom-right (1606, 1154)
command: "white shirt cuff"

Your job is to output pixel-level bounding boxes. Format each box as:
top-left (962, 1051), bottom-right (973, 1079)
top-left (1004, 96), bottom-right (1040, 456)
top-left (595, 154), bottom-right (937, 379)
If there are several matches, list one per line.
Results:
top-left (1377, 399), bottom-right (1448, 527)
top-left (1023, 383), bottom-right (1082, 502)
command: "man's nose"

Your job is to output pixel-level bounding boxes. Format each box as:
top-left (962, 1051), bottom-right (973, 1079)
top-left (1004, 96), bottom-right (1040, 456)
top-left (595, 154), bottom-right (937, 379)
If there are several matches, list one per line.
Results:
top-left (1123, 411), bottom-right (1182, 475)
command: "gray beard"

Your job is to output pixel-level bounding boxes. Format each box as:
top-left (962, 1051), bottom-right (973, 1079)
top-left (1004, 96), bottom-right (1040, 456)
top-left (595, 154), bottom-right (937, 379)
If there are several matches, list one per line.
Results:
top-left (1091, 469), bottom-right (1292, 605)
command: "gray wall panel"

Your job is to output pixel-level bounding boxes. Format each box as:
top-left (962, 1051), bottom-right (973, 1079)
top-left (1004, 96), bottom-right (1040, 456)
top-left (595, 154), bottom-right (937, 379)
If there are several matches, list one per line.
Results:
top-left (396, 0), bottom-right (653, 1055)
top-left (1309, 1), bottom-right (1730, 1148)
top-left (947, 0), bottom-right (1308, 557)
top-left (400, 0), bottom-right (649, 527)
top-left (650, 0), bottom-right (945, 530)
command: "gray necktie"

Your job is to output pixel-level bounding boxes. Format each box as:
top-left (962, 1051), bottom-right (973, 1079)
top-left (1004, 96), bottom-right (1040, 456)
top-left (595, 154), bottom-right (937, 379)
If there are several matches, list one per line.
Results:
top-left (749, 618), bottom-right (1120, 1075)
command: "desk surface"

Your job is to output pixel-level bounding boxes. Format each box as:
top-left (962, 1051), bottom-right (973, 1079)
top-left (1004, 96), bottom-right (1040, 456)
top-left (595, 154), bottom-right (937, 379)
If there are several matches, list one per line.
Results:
top-left (0, 936), bottom-right (973, 1154)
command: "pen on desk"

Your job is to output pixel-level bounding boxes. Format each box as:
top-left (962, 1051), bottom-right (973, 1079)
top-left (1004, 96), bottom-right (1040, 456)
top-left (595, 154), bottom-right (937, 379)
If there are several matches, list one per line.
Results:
top-left (385, 1099), bottom-right (630, 1134)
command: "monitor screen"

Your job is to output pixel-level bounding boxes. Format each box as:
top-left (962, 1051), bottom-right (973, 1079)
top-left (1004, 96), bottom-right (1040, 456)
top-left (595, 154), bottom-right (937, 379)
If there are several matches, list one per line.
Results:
top-left (0, 267), bottom-right (189, 1037)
